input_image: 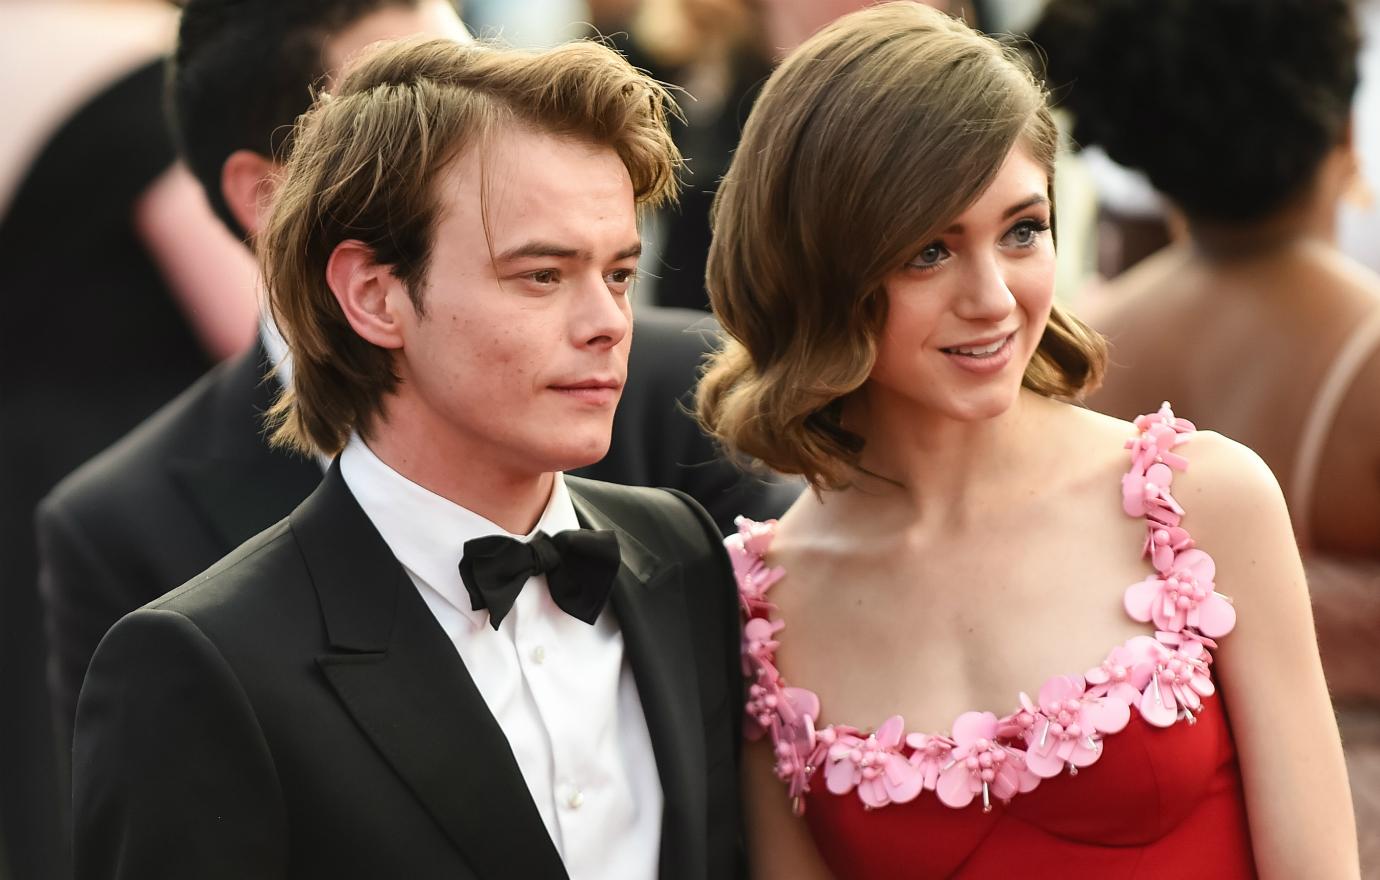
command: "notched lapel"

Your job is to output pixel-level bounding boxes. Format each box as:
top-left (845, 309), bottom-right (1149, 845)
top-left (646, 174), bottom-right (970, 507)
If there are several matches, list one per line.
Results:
top-left (299, 469), bottom-right (567, 879)
top-left (570, 490), bottom-right (708, 880)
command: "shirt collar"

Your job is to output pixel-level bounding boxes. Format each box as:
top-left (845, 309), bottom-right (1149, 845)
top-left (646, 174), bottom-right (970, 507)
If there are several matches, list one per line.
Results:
top-left (338, 433), bottom-right (579, 629)
top-left (259, 307), bottom-right (292, 388)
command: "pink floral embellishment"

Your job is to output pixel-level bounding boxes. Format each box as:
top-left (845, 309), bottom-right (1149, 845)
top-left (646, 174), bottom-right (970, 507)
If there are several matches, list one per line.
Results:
top-left (1013, 676), bottom-right (1130, 779)
top-left (904, 732), bottom-right (956, 792)
top-left (728, 404), bottom-right (1234, 817)
top-left (1138, 633), bottom-right (1216, 727)
top-left (770, 688), bottom-right (824, 802)
top-left (1122, 461), bottom-right (1186, 525)
top-left (936, 712), bottom-right (1039, 812)
top-left (1143, 524), bottom-right (1195, 574)
top-left (728, 517), bottom-right (784, 615)
top-left (742, 617), bottom-right (784, 677)
top-left (1084, 642), bottom-right (1153, 705)
top-left (822, 716), bottom-right (927, 808)
top-left (1124, 548), bottom-right (1235, 637)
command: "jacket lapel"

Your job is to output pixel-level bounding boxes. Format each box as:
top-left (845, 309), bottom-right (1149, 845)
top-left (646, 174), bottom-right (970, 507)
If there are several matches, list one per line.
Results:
top-left (296, 466), bottom-right (568, 879)
top-left (569, 486), bottom-right (707, 880)
top-left (169, 345), bottom-right (323, 552)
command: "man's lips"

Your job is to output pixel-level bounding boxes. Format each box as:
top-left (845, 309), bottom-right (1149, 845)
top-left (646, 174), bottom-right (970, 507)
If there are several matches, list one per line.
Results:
top-left (549, 378), bottom-right (623, 404)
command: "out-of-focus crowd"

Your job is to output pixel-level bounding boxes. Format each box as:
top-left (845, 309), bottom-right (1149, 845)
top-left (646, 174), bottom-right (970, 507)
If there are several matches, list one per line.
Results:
top-left (0, 1), bottom-right (1376, 878)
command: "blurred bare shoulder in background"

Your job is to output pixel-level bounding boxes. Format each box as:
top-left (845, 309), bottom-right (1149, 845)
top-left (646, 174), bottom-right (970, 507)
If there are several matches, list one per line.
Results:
top-left (1031, 1), bottom-right (1380, 870)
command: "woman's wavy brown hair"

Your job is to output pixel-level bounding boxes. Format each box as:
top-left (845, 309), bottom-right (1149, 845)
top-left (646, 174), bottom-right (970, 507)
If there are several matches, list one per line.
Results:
top-left (697, 1), bottom-right (1106, 490)
top-left (259, 36), bottom-right (681, 456)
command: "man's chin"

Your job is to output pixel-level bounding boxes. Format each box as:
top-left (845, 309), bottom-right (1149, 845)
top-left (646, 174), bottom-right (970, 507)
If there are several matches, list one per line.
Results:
top-left (544, 436), bottom-right (614, 474)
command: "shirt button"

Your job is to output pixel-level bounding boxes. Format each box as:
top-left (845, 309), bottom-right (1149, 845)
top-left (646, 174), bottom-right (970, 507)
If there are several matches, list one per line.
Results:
top-left (530, 645), bottom-right (546, 665)
top-left (566, 787), bottom-right (584, 810)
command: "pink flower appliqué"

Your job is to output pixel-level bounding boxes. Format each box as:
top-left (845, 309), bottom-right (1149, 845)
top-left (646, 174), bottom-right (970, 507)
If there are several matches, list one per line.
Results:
top-left (936, 712), bottom-right (1039, 812)
top-left (1143, 524), bottom-right (1195, 574)
top-left (823, 716), bottom-right (926, 808)
top-left (1138, 633), bottom-right (1216, 727)
top-left (742, 617), bottom-right (783, 677)
top-left (1124, 548), bottom-right (1235, 637)
top-left (1084, 642), bottom-right (1154, 705)
top-left (1122, 461), bottom-right (1186, 526)
top-left (728, 518), bottom-right (784, 616)
top-left (1014, 676), bottom-right (1130, 779)
top-left (768, 687), bottom-right (824, 804)
top-left (904, 732), bottom-right (956, 792)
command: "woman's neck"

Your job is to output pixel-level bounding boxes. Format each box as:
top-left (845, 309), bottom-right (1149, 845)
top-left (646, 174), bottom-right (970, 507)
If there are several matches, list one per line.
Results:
top-left (832, 388), bottom-right (1060, 531)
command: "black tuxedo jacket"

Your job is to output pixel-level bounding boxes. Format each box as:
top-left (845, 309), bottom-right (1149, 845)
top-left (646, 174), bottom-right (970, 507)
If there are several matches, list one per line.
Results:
top-left (40, 308), bottom-right (798, 754)
top-left (73, 466), bottom-right (743, 879)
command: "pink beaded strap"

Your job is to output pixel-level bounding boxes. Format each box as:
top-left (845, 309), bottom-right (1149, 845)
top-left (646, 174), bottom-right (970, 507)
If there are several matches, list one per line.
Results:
top-left (731, 402), bottom-right (1235, 815)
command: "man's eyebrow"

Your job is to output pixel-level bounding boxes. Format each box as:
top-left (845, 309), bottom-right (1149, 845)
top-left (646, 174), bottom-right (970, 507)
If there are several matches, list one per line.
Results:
top-left (942, 194), bottom-right (1051, 234)
top-left (495, 241), bottom-right (583, 262)
top-left (493, 241), bottom-right (644, 262)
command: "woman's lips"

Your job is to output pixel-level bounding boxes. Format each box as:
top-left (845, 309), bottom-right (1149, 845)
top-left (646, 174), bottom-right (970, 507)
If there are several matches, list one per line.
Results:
top-left (940, 333), bottom-right (1016, 375)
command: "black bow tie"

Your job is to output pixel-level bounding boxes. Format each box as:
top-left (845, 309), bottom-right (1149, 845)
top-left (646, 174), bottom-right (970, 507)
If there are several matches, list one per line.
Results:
top-left (459, 530), bottom-right (621, 630)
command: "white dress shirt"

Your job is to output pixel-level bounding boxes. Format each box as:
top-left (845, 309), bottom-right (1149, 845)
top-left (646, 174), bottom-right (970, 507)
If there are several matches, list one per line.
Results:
top-left (339, 436), bottom-right (663, 879)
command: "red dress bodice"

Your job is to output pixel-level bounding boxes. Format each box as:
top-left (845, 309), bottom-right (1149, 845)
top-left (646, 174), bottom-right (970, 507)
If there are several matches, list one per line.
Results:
top-left (731, 405), bottom-right (1256, 877)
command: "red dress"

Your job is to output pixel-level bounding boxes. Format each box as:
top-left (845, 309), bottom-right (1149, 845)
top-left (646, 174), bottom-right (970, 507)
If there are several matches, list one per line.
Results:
top-left (732, 405), bottom-right (1257, 878)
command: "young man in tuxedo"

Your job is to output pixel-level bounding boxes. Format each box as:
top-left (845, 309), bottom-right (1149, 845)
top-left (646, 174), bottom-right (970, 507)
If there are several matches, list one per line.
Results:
top-left (38, 0), bottom-right (796, 771)
top-left (73, 37), bottom-right (742, 879)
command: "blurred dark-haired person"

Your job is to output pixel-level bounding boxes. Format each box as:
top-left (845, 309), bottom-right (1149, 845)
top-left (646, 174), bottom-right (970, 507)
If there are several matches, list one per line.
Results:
top-left (1033, 0), bottom-right (1380, 560)
top-left (73, 36), bottom-right (743, 879)
top-left (36, 0), bottom-right (469, 782)
top-left (1032, 1), bottom-right (1380, 865)
top-left (39, 0), bottom-right (796, 781)
top-left (0, 3), bottom-right (260, 873)
top-left (698, 3), bottom-right (1358, 877)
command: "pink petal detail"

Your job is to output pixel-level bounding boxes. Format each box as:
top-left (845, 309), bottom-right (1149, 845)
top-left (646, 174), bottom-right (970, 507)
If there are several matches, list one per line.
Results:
top-left (883, 755), bottom-right (925, 804)
top-left (936, 766), bottom-right (976, 808)
top-left (1023, 745), bottom-right (1064, 778)
top-left (950, 711), bottom-right (997, 747)
top-left (824, 757), bottom-right (858, 795)
top-left (1087, 696), bottom-right (1131, 734)
top-left (858, 777), bottom-right (890, 809)
top-left (1123, 576), bottom-right (1159, 622)
top-left (1194, 593), bottom-right (1237, 638)
top-left (874, 715), bottom-right (906, 749)
top-left (1139, 681), bottom-right (1178, 727)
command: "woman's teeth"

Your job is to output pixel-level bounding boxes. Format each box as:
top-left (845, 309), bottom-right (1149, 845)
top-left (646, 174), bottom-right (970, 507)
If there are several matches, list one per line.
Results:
top-left (944, 336), bottom-right (1008, 357)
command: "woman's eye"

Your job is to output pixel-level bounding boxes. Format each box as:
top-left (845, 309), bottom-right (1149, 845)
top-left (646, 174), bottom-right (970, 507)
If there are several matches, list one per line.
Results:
top-left (1005, 219), bottom-right (1049, 248)
top-left (909, 242), bottom-right (950, 270)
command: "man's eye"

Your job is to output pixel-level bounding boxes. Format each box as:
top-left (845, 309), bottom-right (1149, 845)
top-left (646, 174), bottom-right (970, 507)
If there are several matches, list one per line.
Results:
top-left (530, 270), bottom-right (558, 284)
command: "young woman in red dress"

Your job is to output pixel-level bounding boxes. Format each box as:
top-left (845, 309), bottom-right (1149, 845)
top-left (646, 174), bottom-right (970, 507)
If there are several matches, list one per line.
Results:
top-left (697, 3), bottom-right (1360, 877)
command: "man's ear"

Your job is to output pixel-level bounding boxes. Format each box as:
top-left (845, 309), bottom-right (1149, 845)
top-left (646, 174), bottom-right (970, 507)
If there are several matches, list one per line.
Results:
top-left (220, 149), bottom-right (279, 237)
top-left (326, 240), bottom-right (409, 350)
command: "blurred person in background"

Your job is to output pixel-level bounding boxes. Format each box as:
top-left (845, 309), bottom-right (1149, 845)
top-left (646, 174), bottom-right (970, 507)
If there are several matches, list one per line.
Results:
top-left (606, 0), bottom-right (983, 312)
top-left (606, 0), bottom-right (771, 310)
top-left (0, 1), bottom-right (257, 876)
top-left (1033, 1), bottom-right (1380, 868)
top-left (700, 3), bottom-right (1357, 876)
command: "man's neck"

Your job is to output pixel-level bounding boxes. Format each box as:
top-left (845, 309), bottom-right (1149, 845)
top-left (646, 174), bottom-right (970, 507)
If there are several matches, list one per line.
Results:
top-left (360, 425), bottom-right (556, 536)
